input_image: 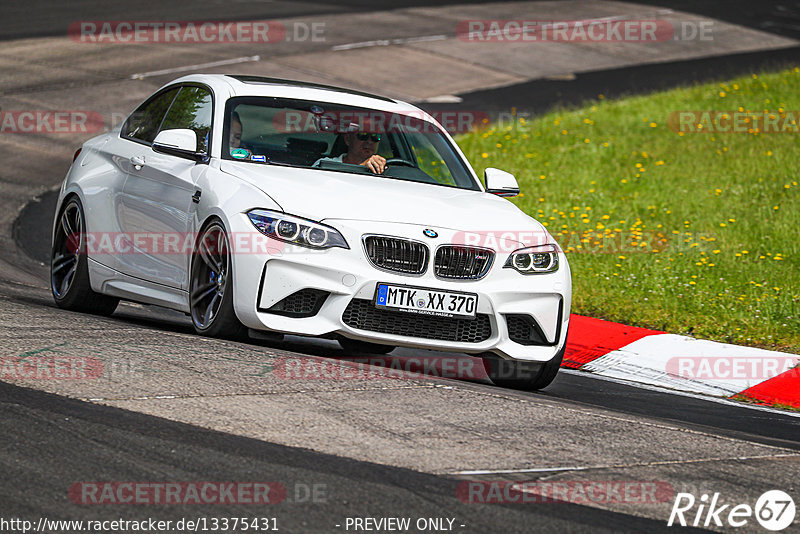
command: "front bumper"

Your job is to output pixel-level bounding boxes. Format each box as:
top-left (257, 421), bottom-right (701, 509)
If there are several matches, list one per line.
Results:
top-left (231, 216), bottom-right (571, 362)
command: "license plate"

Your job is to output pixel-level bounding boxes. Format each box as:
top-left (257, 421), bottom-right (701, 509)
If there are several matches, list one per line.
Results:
top-left (374, 283), bottom-right (477, 319)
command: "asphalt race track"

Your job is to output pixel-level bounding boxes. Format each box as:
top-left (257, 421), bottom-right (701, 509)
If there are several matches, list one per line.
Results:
top-left (2, 1), bottom-right (799, 533)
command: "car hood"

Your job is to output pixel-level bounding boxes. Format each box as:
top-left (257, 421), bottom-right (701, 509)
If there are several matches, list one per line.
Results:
top-left (220, 161), bottom-right (547, 236)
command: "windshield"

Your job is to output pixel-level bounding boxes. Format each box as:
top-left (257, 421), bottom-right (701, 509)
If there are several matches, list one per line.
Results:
top-left (222, 97), bottom-right (480, 191)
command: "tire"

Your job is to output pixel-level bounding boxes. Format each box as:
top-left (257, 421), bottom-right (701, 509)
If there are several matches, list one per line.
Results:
top-left (51, 197), bottom-right (119, 316)
top-left (338, 337), bottom-right (396, 355)
top-left (189, 220), bottom-right (247, 340)
top-left (483, 342), bottom-right (566, 391)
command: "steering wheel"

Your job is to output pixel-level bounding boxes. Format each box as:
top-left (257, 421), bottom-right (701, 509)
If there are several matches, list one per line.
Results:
top-left (384, 158), bottom-right (416, 168)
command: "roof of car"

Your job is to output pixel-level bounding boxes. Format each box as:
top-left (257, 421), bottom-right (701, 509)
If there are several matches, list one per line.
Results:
top-left (226, 75), bottom-right (398, 103)
top-left (166, 73), bottom-right (436, 123)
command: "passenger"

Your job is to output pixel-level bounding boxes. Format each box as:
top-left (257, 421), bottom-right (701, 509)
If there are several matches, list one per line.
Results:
top-left (229, 112), bottom-right (243, 149)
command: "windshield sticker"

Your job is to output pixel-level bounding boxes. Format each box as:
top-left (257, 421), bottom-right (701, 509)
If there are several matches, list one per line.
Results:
top-left (231, 148), bottom-right (251, 159)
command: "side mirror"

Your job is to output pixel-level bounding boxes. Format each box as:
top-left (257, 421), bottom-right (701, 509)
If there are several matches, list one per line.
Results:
top-left (152, 129), bottom-right (208, 163)
top-left (484, 168), bottom-right (520, 197)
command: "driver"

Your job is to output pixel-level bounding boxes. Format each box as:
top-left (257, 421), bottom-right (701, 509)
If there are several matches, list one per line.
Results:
top-left (314, 121), bottom-right (386, 174)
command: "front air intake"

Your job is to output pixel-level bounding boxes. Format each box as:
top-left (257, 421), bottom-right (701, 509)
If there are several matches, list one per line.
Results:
top-left (434, 246), bottom-right (494, 280)
top-left (363, 235), bottom-right (429, 275)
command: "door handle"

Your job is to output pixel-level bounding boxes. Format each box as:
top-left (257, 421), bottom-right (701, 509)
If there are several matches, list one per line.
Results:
top-left (130, 155), bottom-right (145, 170)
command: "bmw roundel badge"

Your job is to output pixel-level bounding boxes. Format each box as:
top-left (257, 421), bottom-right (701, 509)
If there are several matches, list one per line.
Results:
top-left (423, 229), bottom-right (438, 238)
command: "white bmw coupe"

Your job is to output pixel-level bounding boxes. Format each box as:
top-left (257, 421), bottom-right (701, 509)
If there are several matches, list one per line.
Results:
top-left (51, 74), bottom-right (571, 389)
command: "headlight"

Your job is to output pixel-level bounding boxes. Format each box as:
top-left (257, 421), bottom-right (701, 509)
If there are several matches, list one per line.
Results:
top-left (504, 244), bottom-right (559, 274)
top-left (247, 209), bottom-right (349, 250)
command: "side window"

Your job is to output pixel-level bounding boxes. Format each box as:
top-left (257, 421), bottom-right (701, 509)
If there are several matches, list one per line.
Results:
top-left (122, 88), bottom-right (179, 144)
top-left (159, 86), bottom-right (213, 153)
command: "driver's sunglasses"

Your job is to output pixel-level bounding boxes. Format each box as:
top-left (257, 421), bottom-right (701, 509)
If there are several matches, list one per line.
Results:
top-left (356, 132), bottom-right (381, 142)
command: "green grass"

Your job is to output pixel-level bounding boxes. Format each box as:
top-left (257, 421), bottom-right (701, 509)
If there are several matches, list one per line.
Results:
top-left (730, 394), bottom-right (800, 412)
top-left (457, 67), bottom-right (800, 354)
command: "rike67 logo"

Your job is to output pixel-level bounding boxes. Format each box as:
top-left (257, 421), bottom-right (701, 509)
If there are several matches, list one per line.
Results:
top-left (668, 490), bottom-right (796, 531)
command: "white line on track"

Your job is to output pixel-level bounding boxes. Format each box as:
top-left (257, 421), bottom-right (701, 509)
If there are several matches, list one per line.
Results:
top-left (130, 55), bottom-right (261, 80)
top-left (332, 34), bottom-right (447, 51)
top-left (330, 9), bottom-right (674, 52)
top-left (454, 466), bottom-right (589, 476)
top-left (449, 453), bottom-right (800, 476)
